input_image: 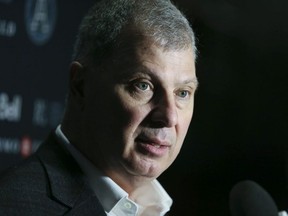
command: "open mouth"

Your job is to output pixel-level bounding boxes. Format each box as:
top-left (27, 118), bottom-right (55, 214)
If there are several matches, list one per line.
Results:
top-left (135, 135), bottom-right (170, 157)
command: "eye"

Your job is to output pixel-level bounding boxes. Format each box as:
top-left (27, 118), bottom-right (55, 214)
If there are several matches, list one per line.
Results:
top-left (134, 81), bottom-right (151, 91)
top-left (176, 90), bottom-right (191, 99)
top-left (128, 79), bottom-right (154, 102)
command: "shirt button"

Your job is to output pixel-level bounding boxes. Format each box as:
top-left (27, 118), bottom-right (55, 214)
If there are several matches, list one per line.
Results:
top-left (124, 202), bottom-right (132, 209)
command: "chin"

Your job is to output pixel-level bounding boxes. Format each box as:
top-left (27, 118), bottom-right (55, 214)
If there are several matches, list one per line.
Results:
top-left (131, 160), bottom-right (167, 179)
top-left (121, 149), bottom-right (170, 178)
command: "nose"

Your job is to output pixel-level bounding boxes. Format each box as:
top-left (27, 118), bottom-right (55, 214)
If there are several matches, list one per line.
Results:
top-left (150, 93), bottom-right (178, 128)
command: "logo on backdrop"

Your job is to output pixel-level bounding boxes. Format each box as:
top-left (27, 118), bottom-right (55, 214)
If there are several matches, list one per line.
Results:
top-left (0, 19), bottom-right (16, 37)
top-left (0, 93), bottom-right (22, 122)
top-left (25, 0), bottom-right (57, 45)
top-left (20, 136), bottom-right (32, 158)
top-left (32, 99), bottom-right (63, 128)
top-left (0, 136), bottom-right (41, 157)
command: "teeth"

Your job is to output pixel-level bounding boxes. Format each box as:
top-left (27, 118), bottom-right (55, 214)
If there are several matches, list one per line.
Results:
top-left (154, 145), bottom-right (161, 148)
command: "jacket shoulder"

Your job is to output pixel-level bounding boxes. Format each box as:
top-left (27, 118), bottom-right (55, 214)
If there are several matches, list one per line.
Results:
top-left (0, 145), bottom-right (68, 214)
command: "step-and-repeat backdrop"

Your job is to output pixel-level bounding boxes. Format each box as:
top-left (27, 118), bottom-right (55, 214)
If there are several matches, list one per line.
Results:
top-left (1, 0), bottom-right (288, 214)
top-left (0, 0), bottom-right (94, 172)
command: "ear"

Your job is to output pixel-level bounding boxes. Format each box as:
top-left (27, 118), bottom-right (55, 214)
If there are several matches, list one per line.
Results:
top-left (69, 61), bottom-right (85, 106)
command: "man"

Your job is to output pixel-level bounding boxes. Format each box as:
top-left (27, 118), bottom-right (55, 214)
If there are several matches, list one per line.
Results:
top-left (0, 0), bottom-right (198, 215)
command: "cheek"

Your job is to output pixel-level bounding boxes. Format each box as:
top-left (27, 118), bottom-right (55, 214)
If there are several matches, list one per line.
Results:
top-left (169, 121), bottom-right (190, 164)
top-left (177, 111), bottom-right (193, 143)
top-left (116, 93), bottom-right (150, 128)
top-left (120, 106), bottom-right (149, 137)
top-left (119, 108), bottom-right (148, 158)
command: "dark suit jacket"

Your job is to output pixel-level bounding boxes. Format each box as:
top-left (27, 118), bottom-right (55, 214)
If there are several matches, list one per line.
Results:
top-left (0, 132), bottom-right (107, 216)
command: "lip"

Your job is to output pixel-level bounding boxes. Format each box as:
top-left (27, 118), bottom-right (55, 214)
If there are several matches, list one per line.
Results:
top-left (135, 135), bottom-right (171, 157)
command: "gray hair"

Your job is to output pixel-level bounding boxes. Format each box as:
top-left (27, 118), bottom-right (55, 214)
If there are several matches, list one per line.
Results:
top-left (72, 0), bottom-right (197, 63)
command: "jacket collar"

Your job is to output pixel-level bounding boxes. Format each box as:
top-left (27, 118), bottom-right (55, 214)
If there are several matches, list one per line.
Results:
top-left (36, 132), bottom-right (106, 215)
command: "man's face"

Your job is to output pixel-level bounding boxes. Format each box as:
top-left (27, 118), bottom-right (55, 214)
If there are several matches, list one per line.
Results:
top-left (82, 43), bottom-right (197, 183)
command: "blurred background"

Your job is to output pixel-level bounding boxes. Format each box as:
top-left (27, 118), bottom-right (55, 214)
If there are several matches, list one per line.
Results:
top-left (0, 0), bottom-right (287, 215)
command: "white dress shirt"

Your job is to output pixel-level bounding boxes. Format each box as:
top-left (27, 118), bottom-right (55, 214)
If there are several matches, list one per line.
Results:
top-left (279, 211), bottom-right (288, 216)
top-left (55, 125), bottom-right (172, 216)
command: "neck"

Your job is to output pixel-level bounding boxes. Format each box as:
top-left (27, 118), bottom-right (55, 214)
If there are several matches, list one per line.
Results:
top-left (104, 166), bottom-right (154, 196)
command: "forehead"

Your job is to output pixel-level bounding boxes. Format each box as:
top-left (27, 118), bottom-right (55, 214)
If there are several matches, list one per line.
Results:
top-left (138, 44), bottom-right (195, 69)
top-left (110, 27), bottom-right (194, 64)
top-left (99, 24), bottom-right (188, 64)
top-left (143, 45), bottom-right (196, 84)
top-left (110, 41), bottom-right (196, 82)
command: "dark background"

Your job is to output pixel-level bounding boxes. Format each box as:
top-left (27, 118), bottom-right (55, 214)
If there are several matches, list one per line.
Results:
top-left (1, 0), bottom-right (287, 215)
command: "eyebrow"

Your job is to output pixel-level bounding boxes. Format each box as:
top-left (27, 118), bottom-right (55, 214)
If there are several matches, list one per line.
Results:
top-left (121, 64), bottom-right (199, 89)
top-left (184, 77), bottom-right (199, 89)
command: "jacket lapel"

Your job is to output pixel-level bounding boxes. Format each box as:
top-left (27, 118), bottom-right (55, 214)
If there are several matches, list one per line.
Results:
top-left (36, 133), bottom-right (106, 216)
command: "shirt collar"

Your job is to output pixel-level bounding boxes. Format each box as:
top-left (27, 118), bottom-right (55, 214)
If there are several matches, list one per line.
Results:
top-left (55, 125), bottom-right (172, 215)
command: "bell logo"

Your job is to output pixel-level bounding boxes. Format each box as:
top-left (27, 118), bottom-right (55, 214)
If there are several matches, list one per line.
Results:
top-left (25, 0), bottom-right (57, 45)
top-left (0, 93), bottom-right (22, 122)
